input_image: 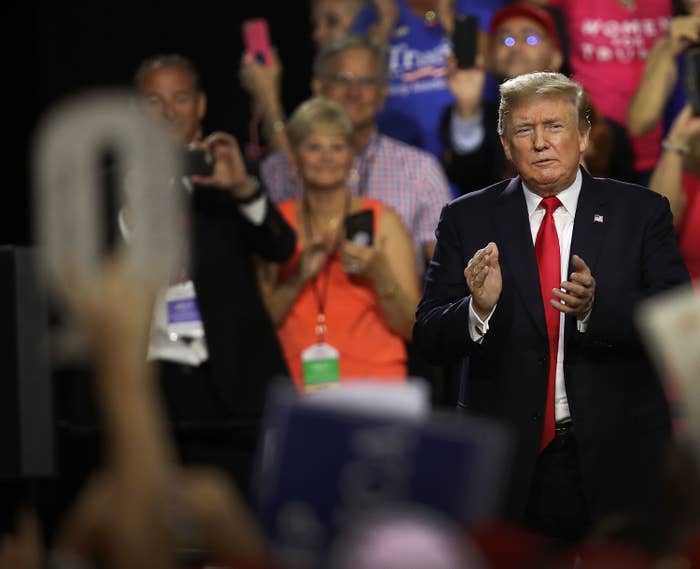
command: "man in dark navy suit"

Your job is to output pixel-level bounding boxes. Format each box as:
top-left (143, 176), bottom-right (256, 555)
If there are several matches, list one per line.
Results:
top-left (413, 71), bottom-right (690, 541)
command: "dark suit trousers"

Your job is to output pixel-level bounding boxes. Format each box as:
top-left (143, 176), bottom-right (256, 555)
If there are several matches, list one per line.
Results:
top-left (157, 361), bottom-right (259, 498)
top-left (523, 424), bottom-right (591, 543)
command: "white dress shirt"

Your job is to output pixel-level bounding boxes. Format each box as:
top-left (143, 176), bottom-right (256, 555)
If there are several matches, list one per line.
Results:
top-left (468, 169), bottom-right (586, 422)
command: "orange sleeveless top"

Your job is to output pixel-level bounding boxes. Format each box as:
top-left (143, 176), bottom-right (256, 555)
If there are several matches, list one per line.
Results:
top-left (276, 198), bottom-right (407, 390)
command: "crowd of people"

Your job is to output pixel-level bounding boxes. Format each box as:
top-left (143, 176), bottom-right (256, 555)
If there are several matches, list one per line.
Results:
top-left (4, 0), bottom-right (700, 567)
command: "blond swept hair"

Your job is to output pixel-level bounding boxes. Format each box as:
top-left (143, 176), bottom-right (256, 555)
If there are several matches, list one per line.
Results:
top-left (498, 72), bottom-right (591, 136)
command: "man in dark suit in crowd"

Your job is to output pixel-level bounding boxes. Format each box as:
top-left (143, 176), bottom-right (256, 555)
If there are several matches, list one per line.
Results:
top-left (133, 54), bottom-right (295, 493)
top-left (413, 71), bottom-right (690, 541)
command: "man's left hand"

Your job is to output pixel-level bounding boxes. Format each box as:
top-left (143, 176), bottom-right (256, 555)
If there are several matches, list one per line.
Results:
top-left (190, 132), bottom-right (257, 200)
top-left (551, 254), bottom-right (595, 319)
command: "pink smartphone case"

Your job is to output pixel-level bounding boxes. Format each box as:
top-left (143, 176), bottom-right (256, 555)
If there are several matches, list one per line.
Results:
top-left (242, 19), bottom-right (274, 66)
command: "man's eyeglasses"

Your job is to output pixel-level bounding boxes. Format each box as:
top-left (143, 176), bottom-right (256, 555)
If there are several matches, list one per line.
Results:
top-left (496, 31), bottom-right (543, 48)
top-left (324, 72), bottom-right (380, 89)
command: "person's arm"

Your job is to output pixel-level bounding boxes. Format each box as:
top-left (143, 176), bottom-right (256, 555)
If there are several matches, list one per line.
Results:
top-left (436, 0), bottom-right (455, 36)
top-left (627, 38), bottom-right (680, 136)
top-left (257, 242), bottom-right (329, 325)
top-left (366, 0), bottom-right (399, 45)
top-left (54, 258), bottom-right (269, 568)
top-left (239, 51), bottom-right (291, 154)
top-left (445, 54), bottom-right (487, 151)
top-left (193, 131), bottom-right (296, 263)
top-left (439, 100), bottom-right (505, 194)
top-left (628, 16), bottom-right (700, 136)
top-left (649, 103), bottom-right (700, 225)
top-left (55, 259), bottom-right (176, 569)
top-left (441, 53), bottom-right (505, 194)
top-left (339, 207), bottom-right (420, 340)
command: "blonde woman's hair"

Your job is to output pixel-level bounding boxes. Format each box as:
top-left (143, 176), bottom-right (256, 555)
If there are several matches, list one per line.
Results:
top-left (286, 96), bottom-right (354, 150)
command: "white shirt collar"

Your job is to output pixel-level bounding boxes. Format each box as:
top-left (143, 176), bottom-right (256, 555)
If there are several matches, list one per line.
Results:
top-left (522, 168), bottom-right (583, 218)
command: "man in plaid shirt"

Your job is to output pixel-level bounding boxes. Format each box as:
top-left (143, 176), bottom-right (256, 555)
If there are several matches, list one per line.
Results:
top-left (260, 34), bottom-right (451, 270)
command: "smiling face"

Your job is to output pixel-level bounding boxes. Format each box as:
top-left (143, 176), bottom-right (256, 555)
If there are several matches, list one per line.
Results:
top-left (137, 64), bottom-right (206, 145)
top-left (313, 47), bottom-right (387, 133)
top-left (500, 95), bottom-right (589, 197)
top-left (490, 16), bottom-right (562, 80)
top-left (294, 130), bottom-right (354, 191)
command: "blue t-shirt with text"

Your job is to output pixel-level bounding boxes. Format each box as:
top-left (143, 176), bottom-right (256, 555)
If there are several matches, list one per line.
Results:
top-left (351, 0), bottom-right (505, 159)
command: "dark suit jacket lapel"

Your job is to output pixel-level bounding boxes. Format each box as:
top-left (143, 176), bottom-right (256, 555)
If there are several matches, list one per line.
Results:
top-left (495, 177), bottom-right (548, 340)
top-left (566, 168), bottom-right (610, 341)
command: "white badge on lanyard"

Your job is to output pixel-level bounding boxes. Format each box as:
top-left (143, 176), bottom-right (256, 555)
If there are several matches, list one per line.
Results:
top-left (302, 341), bottom-right (340, 393)
top-left (165, 280), bottom-right (204, 340)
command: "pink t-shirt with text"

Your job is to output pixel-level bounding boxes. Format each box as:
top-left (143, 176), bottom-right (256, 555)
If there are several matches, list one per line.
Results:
top-left (552, 0), bottom-right (672, 171)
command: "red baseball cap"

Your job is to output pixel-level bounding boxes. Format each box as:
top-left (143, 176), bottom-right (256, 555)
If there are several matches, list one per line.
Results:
top-left (489, 2), bottom-right (562, 49)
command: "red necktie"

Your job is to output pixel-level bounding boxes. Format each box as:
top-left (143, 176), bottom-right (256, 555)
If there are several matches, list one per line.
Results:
top-left (535, 196), bottom-right (561, 452)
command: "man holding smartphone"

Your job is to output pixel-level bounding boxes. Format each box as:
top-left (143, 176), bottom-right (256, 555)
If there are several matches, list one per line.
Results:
top-left (128, 54), bottom-right (296, 493)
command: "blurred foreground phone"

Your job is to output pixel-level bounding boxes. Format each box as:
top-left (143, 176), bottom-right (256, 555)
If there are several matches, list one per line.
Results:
top-left (242, 18), bottom-right (274, 66)
top-left (344, 210), bottom-right (374, 246)
top-left (183, 148), bottom-right (214, 177)
top-left (685, 46), bottom-right (700, 115)
top-left (452, 14), bottom-right (479, 68)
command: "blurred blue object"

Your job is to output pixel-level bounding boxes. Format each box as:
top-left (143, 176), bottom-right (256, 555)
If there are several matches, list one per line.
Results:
top-left (255, 383), bottom-right (512, 568)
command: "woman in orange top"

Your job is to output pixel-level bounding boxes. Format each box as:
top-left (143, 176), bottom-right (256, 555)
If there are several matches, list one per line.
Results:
top-left (257, 97), bottom-right (420, 391)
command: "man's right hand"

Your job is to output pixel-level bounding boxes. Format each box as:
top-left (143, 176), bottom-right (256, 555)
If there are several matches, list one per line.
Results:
top-left (446, 53), bottom-right (486, 119)
top-left (191, 132), bottom-right (257, 200)
top-left (464, 242), bottom-right (501, 320)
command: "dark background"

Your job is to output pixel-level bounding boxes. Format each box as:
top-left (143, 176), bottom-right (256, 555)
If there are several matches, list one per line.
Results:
top-left (13, 1), bottom-right (316, 246)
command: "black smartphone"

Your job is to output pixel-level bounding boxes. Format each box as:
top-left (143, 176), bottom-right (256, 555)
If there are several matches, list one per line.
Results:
top-left (344, 210), bottom-right (374, 246)
top-left (183, 148), bottom-right (214, 177)
top-left (685, 46), bottom-right (700, 115)
top-left (452, 14), bottom-right (479, 69)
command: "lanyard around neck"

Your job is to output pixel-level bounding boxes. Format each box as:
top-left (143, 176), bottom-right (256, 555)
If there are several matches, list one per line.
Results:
top-left (301, 190), bottom-right (352, 340)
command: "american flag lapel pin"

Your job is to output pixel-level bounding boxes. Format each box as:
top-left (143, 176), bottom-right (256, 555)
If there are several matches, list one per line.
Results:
top-left (594, 214), bottom-right (604, 223)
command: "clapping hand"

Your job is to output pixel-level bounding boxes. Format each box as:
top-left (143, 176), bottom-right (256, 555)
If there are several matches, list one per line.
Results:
top-left (551, 254), bottom-right (595, 319)
top-left (464, 242), bottom-right (502, 320)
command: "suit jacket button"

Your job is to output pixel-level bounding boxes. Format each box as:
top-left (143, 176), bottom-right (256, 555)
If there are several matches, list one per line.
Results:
top-left (531, 412), bottom-right (542, 422)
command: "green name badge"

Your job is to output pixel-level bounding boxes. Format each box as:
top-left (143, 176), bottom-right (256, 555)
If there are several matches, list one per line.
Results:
top-left (302, 342), bottom-right (340, 391)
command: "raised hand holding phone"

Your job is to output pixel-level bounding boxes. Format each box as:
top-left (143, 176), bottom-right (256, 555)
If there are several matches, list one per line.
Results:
top-left (242, 18), bottom-right (274, 67)
top-left (452, 14), bottom-right (479, 68)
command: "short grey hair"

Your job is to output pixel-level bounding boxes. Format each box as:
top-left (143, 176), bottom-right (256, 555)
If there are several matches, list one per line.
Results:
top-left (286, 96), bottom-right (354, 150)
top-left (497, 72), bottom-right (590, 136)
top-left (134, 53), bottom-right (202, 92)
top-left (312, 34), bottom-right (389, 83)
